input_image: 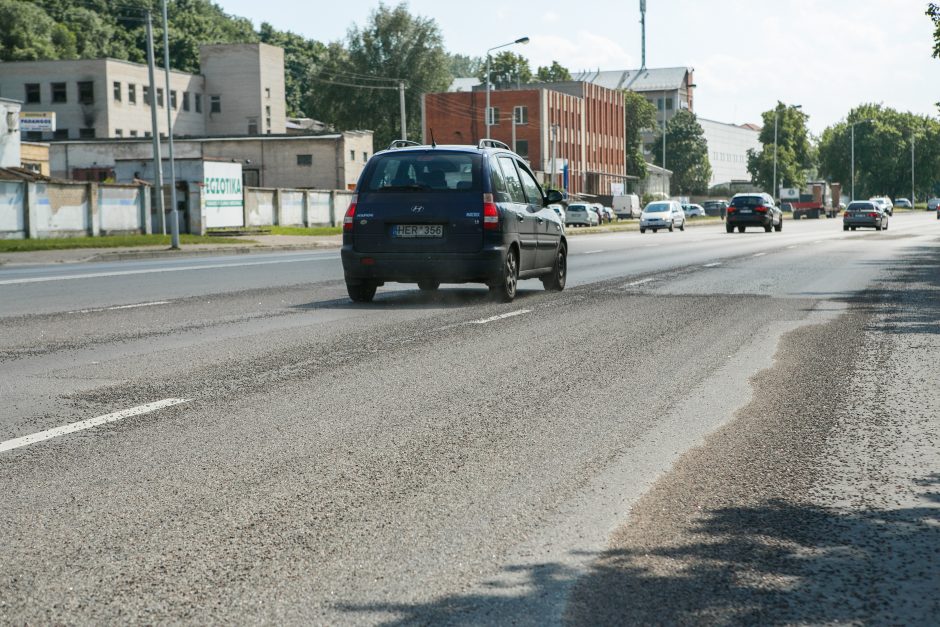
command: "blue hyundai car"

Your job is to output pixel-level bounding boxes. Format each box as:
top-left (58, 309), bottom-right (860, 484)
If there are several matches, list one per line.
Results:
top-left (341, 140), bottom-right (567, 302)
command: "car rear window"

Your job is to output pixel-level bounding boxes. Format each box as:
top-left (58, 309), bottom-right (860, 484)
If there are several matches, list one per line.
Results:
top-left (731, 196), bottom-right (765, 207)
top-left (848, 202), bottom-right (874, 210)
top-left (568, 204), bottom-right (587, 211)
top-left (365, 152), bottom-right (481, 192)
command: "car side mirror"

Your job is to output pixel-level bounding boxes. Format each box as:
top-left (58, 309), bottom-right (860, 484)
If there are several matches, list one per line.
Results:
top-left (545, 189), bottom-right (564, 205)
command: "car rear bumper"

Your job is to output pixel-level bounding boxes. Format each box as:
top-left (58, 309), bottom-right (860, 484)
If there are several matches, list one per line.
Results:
top-left (844, 217), bottom-right (881, 227)
top-left (341, 245), bottom-right (505, 283)
top-left (727, 213), bottom-right (772, 226)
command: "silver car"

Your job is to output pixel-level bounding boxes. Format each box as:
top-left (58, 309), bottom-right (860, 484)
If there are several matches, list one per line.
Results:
top-left (565, 203), bottom-right (599, 227)
top-left (640, 201), bottom-right (685, 233)
top-left (843, 201), bottom-right (888, 231)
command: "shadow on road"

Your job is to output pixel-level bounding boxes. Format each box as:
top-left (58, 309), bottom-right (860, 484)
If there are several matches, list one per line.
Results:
top-left (335, 476), bottom-right (940, 625)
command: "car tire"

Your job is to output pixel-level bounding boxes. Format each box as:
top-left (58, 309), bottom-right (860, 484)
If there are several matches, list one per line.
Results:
top-left (489, 247), bottom-right (519, 302)
top-left (418, 280), bottom-right (440, 291)
top-left (726, 224), bottom-right (734, 234)
top-left (668, 222), bottom-right (674, 232)
top-left (851, 227), bottom-right (856, 231)
top-left (640, 228), bottom-right (646, 234)
top-left (774, 219), bottom-right (782, 232)
top-left (679, 221), bottom-right (685, 232)
top-left (843, 225), bottom-right (849, 231)
top-left (884, 220), bottom-right (888, 230)
top-left (542, 244), bottom-right (567, 292)
top-left (876, 224), bottom-right (883, 231)
top-left (764, 224), bottom-right (772, 232)
top-left (346, 280), bottom-right (377, 303)
top-left (738, 226), bottom-right (746, 233)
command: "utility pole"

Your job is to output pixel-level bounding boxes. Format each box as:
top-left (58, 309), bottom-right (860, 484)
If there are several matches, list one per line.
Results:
top-left (161, 0), bottom-right (180, 249)
top-left (550, 123), bottom-right (559, 190)
top-left (145, 12), bottom-right (166, 235)
top-left (912, 128), bottom-right (915, 206)
top-left (399, 81), bottom-right (407, 140)
top-left (661, 113), bottom-right (666, 196)
top-left (511, 107), bottom-right (517, 154)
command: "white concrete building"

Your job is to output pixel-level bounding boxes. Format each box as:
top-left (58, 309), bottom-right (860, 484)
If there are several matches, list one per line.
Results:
top-left (0, 97), bottom-right (22, 167)
top-left (0, 43), bottom-right (286, 141)
top-left (698, 118), bottom-right (761, 188)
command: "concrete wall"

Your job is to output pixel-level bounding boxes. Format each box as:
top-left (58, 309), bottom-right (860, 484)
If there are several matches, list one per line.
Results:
top-left (0, 180), bottom-right (26, 238)
top-left (245, 187), bottom-right (275, 227)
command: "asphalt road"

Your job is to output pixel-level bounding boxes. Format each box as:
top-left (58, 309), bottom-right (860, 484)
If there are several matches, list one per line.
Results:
top-left (1, 212), bottom-right (938, 624)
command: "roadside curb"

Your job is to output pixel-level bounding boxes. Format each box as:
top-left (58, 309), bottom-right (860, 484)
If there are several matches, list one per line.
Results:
top-left (88, 242), bottom-right (341, 263)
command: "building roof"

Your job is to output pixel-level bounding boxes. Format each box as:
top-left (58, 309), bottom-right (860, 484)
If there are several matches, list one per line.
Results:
top-left (49, 131), bottom-right (372, 145)
top-left (571, 67), bottom-right (692, 92)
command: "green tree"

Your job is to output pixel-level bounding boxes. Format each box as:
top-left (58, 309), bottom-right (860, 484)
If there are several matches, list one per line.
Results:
top-left (928, 3), bottom-right (940, 58)
top-left (624, 90), bottom-right (656, 179)
top-left (817, 104), bottom-right (940, 200)
top-left (308, 2), bottom-right (452, 147)
top-left (476, 51), bottom-right (531, 89)
top-left (0, 0), bottom-right (65, 60)
top-left (650, 110), bottom-right (712, 195)
top-left (746, 102), bottom-right (813, 194)
top-left (535, 61), bottom-right (571, 83)
top-left (447, 53), bottom-right (481, 78)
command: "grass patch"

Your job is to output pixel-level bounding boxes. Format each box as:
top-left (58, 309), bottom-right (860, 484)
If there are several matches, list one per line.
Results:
top-left (263, 225), bottom-right (342, 236)
top-left (0, 233), bottom-right (255, 253)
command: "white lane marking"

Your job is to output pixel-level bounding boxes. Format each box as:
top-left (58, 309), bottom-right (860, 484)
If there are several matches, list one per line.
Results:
top-left (0, 398), bottom-right (190, 454)
top-left (469, 309), bottom-right (532, 325)
top-left (703, 262), bottom-right (722, 268)
top-left (0, 255), bottom-right (334, 286)
top-left (753, 252), bottom-right (767, 257)
top-left (787, 245), bottom-right (798, 249)
top-left (623, 278), bottom-right (655, 287)
top-left (581, 250), bottom-right (605, 255)
top-left (68, 300), bottom-right (170, 315)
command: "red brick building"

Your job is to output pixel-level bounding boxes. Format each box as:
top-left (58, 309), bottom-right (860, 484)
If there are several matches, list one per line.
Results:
top-left (421, 82), bottom-right (626, 197)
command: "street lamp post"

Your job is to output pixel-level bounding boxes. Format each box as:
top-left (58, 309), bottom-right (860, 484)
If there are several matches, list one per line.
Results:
top-left (850, 118), bottom-right (873, 201)
top-left (773, 103), bottom-right (801, 203)
top-left (485, 36), bottom-right (529, 139)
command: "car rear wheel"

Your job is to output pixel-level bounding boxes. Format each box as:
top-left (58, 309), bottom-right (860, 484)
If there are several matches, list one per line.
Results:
top-left (640, 228), bottom-right (646, 234)
top-left (679, 221), bottom-right (685, 232)
top-left (542, 244), bottom-right (567, 292)
top-left (489, 247), bottom-right (519, 302)
top-left (346, 280), bottom-right (377, 303)
top-left (668, 222), bottom-right (674, 232)
top-left (774, 219), bottom-right (782, 232)
top-left (738, 226), bottom-right (746, 233)
top-left (843, 225), bottom-right (849, 231)
top-left (726, 224), bottom-right (734, 234)
top-left (418, 280), bottom-right (440, 291)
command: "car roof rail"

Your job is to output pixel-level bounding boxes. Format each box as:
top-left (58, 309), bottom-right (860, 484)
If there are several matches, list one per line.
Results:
top-left (387, 139), bottom-right (422, 150)
top-left (478, 139), bottom-right (510, 150)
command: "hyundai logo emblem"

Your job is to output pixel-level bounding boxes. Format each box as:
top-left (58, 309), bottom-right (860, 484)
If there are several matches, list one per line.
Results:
top-left (411, 205), bottom-right (424, 213)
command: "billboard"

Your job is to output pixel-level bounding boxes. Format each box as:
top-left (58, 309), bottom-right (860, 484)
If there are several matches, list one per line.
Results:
top-left (19, 112), bottom-right (56, 132)
top-left (202, 161), bottom-right (243, 228)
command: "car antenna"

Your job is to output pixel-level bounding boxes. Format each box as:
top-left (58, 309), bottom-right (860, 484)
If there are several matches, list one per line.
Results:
top-left (430, 128), bottom-right (437, 148)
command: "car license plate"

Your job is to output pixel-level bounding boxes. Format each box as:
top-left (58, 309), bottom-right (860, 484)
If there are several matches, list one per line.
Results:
top-left (393, 224), bottom-right (443, 238)
top-left (739, 209), bottom-right (752, 214)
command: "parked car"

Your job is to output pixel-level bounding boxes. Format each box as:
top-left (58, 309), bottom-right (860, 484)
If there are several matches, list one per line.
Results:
top-left (702, 200), bottom-right (729, 219)
top-left (843, 200), bottom-right (888, 231)
top-left (341, 139), bottom-right (567, 303)
top-left (639, 200), bottom-right (685, 233)
top-left (894, 198), bottom-right (912, 209)
top-left (683, 203), bottom-right (706, 218)
top-left (590, 203), bottom-right (610, 224)
top-left (549, 204), bottom-right (566, 224)
top-left (566, 203), bottom-right (600, 227)
top-left (613, 194), bottom-right (642, 219)
top-left (869, 196), bottom-right (894, 216)
top-left (927, 198), bottom-right (940, 212)
top-left (602, 206), bottom-right (615, 222)
top-left (725, 193), bottom-right (783, 233)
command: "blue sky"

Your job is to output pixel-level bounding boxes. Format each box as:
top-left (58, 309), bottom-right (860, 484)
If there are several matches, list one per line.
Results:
top-left (217, 0), bottom-right (940, 134)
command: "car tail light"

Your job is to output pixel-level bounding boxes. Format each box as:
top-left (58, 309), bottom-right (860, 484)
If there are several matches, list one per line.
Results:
top-left (727, 206), bottom-right (736, 213)
top-left (755, 205), bottom-right (768, 213)
top-left (343, 195), bottom-right (357, 232)
top-left (869, 212), bottom-right (878, 218)
top-left (483, 193), bottom-right (500, 231)
top-left (844, 211), bottom-right (851, 217)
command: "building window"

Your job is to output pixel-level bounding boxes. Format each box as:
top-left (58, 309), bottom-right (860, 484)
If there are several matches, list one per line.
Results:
top-left (159, 132), bottom-right (166, 139)
top-left (53, 128), bottom-right (68, 140)
top-left (115, 129), bottom-right (123, 137)
top-left (349, 150), bottom-right (355, 161)
top-left (129, 130), bottom-right (138, 137)
top-left (143, 85), bottom-right (150, 106)
top-left (665, 97), bottom-right (674, 110)
top-left (486, 106), bottom-right (499, 126)
top-left (52, 82), bottom-right (67, 103)
top-left (210, 95), bottom-right (221, 113)
top-left (195, 93), bottom-right (202, 113)
top-left (265, 87), bottom-right (271, 98)
top-left (182, 92), bottom-right (190, 111)
top-left (144, 131), bottom-right (152, 138)
top-left (128, 84), bottom-right (136, 104)
top-left (170, 90), bottom-right (177, 109)
top-left (25, 83), bottom-right (40, 104)
top-left (113, 81), bottom-right (121, 102)
top-left (363, 151), bottom-right (368, 161)
top-left (24, 131), bottom-right (43, 141)
top-left (79, 128), bottom-right (95, 139)
top-left (248, 119), bottom-right (258, 135)
top-left (656, 98), bottom-right (664, 111)
top-left (156, 87), bottom-right (164, 107)
top-left (265, 117), bottom-right (270, 129)
top-left (265, 105), bottom-right (271, 116)
top-left (296, 154), bottom-right (312, 166)
top-left (78, 81), bottom-right (94, 104)
top-left (513, 106), bottom-right (528, 124)
top-left (515, 140), bottom-right (529, 158)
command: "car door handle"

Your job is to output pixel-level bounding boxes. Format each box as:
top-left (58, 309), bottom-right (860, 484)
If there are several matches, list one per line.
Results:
top-left (517, 214), bottom-right (525, 222)
top-left (536, 217), bottom-right (544, 223)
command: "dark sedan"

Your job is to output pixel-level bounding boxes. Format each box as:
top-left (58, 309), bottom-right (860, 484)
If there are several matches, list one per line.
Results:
top-left (725, 193), bottom-right (782, 233)
top-left (843, 201), bottom-right (888, 231)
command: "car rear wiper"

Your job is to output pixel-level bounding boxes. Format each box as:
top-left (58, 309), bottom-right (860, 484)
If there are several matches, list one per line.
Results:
top-left (377, 184), bottom-right (429, 191)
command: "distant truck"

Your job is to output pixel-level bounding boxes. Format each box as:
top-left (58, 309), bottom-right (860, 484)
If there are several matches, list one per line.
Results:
top-left (783, 182), bottom-right (842, 219)
top-left (612, 194), bottom-right (641, 219)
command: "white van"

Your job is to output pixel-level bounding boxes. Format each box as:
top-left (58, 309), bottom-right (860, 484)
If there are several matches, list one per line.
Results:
top-left (613, 194), bottom-right (641, 219)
